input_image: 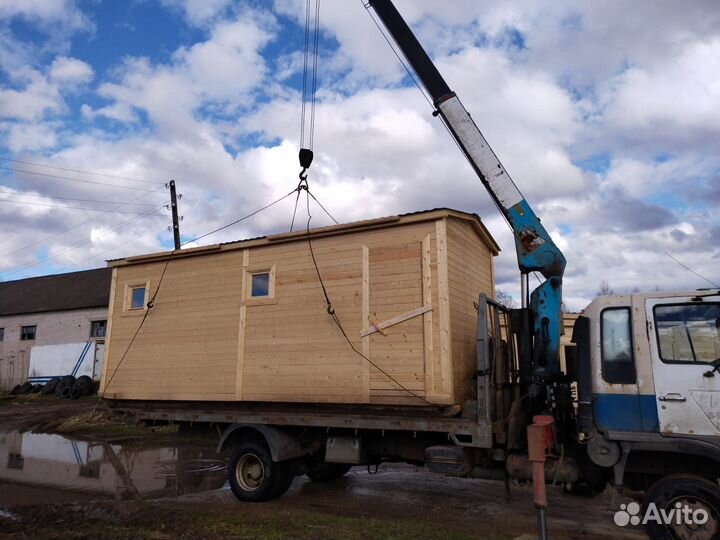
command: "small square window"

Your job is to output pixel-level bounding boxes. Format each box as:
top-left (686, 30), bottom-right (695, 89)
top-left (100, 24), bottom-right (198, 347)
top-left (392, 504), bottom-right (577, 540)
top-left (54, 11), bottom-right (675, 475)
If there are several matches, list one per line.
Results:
top-left (20, 325), bottom-right (36, 341)
top-left (0, 328), bottom-right (4, 342)
top-left (251, 273), bottom-right (270, 297)
top-left (130, 287), bottom-right (146, 309)
top-left (90, 320), bottom-right (107, 338)
top-left (7, 453), bottom-right (24, 470)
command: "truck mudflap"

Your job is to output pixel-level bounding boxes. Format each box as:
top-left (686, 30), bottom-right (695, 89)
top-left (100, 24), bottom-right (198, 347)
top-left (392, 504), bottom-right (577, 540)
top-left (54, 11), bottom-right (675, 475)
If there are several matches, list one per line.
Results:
top-left (217, 424), bottom-right (308, 462)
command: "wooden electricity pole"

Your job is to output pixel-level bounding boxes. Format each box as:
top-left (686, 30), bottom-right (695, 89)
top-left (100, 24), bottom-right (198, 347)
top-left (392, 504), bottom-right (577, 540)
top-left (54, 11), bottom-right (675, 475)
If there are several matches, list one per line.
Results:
top-left (169, 179), bottom-right (181, 250)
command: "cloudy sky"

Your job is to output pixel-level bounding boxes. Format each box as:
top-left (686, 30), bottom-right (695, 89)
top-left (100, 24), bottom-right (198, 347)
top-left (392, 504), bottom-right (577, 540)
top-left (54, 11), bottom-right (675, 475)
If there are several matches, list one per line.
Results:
top-left (0, 0), bottom-right (718, 310)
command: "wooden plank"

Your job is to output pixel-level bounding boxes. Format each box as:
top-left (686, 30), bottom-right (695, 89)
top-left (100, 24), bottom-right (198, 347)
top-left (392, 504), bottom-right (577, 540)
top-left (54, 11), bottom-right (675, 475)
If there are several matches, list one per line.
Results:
top-left (421, 233), bottom-right (434, 398)
top-left (436, 218), bottom-right (452, 397)
top-left (360, 304), bottom-right (432, 337)
top-left (362, 244), bottom-right (371, 401)
top-left (236, 248), bottom-right (249, 399)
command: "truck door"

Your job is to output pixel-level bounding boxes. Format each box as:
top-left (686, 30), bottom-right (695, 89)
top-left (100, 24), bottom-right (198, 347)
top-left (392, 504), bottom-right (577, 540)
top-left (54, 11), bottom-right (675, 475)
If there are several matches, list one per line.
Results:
top-left (647, 296), bottom-right (720, 436)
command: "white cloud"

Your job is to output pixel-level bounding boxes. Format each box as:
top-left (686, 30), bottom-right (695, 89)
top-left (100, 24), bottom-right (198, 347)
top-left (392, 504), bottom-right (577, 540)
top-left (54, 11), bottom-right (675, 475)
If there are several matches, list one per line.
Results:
top-left (0, 0), bottom-right (90, 31)
top-left (1, 0), bottom-right (718, 313)
top-left (88, 10), bottom-right (275, 137)
top-left (6, 121), bottom-right (58, 152)
top-left (49, 56), bottom-right (94, 85)
top-left (0, 68), bottom-right (62, 121)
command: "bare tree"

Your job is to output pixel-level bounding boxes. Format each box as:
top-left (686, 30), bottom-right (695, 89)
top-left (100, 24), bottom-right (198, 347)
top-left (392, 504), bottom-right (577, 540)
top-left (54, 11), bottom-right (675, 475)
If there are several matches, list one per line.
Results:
top-left (597, 280), bottom-right (615, 297)
top-left (495, 289), bottom-right (517, 309)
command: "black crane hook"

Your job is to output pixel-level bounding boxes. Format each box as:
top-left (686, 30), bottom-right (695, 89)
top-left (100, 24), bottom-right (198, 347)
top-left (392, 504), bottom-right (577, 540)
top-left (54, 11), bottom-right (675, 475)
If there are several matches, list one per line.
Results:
top-left (298, 148), bottom-right (314, 181)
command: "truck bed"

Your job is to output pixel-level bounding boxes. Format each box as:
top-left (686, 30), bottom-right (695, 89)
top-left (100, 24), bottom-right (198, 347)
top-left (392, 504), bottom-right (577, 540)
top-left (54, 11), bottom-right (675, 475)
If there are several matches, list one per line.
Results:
top-left (110, 399), bottom-right (491, 447)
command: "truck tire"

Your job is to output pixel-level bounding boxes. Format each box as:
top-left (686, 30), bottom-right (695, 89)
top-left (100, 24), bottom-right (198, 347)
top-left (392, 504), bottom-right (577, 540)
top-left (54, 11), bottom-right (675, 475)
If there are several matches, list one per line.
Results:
top-left (16, 382), bottom-right (33, 395)
top-left (644, 474), bottom-right (720, 540)
top-left (71, 376), bottom-right (93, 399)
top-left (306, 463), bottom-right (352, 482)
top-left (228, 441), bottom-right (292, 502)
top-left (55, 376), bottom-right (75, 397)
top-left (40, 378), bottom-right (59, 395)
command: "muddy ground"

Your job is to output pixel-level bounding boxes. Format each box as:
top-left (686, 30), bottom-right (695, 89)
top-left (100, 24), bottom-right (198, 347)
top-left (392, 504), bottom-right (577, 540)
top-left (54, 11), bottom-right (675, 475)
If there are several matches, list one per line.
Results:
top-left (0, 396), bottom-right (646, 539)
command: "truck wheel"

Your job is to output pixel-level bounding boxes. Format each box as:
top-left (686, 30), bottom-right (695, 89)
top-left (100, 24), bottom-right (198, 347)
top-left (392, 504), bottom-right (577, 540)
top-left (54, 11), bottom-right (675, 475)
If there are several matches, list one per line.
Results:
top-left (272, 466), bottom-right (295, 498)
top-left (228, 441), bottom-right (290, 502)
top-left (644, 474), bottom-right (720, 540)
top-left (306, 463), bottom-right (352, 482)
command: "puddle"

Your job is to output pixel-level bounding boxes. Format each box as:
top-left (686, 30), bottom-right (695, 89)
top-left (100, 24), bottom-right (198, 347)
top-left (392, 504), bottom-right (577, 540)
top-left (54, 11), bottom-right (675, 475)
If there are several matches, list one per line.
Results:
top-left (0, 431), bottom-right (227, 507)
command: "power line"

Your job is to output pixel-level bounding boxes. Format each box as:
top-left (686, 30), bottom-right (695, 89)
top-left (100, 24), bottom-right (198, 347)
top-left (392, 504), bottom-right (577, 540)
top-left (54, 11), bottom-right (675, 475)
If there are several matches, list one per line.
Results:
top-left (0, 198), bottom-right (165, 215)
top-left (665, 251), bottom-right (720, 288)
top-left (0, 156), bottom-right (163, 184)
top-left (182, 189), bottom-right (298, 246)
top-left (101, 189), bottom-right (302, 397)
top-left (0, 165), bottom-right (158, 192)
top-left (0, 188), bottom-right (160, 206)
top-left (2, 208), bottom-right (163, 279)
top-left (0, 185), bottom-right (167, 259)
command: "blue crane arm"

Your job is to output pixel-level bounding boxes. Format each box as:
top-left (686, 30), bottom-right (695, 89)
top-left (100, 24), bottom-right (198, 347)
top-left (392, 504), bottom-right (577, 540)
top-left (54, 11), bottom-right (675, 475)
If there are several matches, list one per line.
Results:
top-left (368, 0), bottom-right (566, 376)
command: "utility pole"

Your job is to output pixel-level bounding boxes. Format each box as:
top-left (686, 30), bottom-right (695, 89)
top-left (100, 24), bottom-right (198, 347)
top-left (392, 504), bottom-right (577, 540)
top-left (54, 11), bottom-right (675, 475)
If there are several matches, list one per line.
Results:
top-left (168, 179), bottom-right (182, 250)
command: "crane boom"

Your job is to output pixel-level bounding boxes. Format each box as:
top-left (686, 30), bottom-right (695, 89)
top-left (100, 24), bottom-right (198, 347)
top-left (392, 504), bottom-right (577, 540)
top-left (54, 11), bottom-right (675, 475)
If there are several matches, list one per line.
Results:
top-left (368, 0), bottom-right (566, 378)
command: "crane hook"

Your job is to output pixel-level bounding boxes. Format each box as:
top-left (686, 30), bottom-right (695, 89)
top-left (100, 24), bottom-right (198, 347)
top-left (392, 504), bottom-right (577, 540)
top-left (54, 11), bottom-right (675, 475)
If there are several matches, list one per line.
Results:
top-left (298, 148), bottom-right (313, 183)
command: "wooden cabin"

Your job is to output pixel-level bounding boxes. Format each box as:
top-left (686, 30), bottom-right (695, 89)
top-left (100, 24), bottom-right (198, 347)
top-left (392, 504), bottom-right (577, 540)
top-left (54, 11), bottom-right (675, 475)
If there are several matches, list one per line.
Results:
top-left (100, 209), bottom-right (499, 407)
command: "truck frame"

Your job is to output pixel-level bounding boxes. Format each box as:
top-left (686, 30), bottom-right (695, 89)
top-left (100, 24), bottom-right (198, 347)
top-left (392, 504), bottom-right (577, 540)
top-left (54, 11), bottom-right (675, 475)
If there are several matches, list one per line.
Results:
top-left (114, 2), bottom-right (720, 538)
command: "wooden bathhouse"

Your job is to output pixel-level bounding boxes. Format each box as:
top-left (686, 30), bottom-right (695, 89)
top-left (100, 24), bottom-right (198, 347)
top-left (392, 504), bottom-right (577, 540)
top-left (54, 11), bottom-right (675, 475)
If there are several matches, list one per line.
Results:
top-left (100, 209), bottom-right (499, 407)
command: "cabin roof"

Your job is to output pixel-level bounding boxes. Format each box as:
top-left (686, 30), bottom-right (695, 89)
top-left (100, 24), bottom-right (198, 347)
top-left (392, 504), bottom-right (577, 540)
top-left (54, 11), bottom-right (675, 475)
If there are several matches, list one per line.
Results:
top-left (109, 208), bottom-right (500, 267)
top-left (0, 268), bottom-right (112, 316)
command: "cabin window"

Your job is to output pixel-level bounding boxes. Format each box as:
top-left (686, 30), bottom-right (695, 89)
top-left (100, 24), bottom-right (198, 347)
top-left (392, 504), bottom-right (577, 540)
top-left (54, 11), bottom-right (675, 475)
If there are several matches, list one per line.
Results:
top-left (20, 325), bottom-right (36, 341)
top-left (130, 286), bottom-right (146, 309)
top-left (251, 272), bottom-right (270, 297)
top-left (0, 328), bottom-right (4, 341)
top-left (90, 320), bottom-right (107, 338)
top-left (654, 303), bottom-right (720, 364)
top-left (600, 307), bottom-right (636, 384)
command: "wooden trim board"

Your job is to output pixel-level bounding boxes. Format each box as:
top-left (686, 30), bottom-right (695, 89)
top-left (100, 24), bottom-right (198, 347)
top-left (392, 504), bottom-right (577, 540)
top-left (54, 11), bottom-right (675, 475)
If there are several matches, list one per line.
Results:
top-left (362, 244), bottom-right (370, 400)
top-left (360, 304), bottom-right (433, 337)
top-left (235, 248), bottom-right (249, 399)
top-left (421, 233), bottom-right (434, 398)
top-left (436, 218), bottom-right (452, 396)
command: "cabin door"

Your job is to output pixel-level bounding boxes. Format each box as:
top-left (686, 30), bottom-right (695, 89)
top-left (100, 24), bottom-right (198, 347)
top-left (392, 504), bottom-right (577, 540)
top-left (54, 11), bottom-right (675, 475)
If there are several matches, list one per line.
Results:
top-left (367, 242), bottom-right (428, 403)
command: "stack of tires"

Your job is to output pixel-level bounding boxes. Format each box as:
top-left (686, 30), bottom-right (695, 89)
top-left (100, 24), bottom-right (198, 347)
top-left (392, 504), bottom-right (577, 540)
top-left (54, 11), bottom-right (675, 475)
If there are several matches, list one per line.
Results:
top-left (8, 375), bottom-right (96, 399)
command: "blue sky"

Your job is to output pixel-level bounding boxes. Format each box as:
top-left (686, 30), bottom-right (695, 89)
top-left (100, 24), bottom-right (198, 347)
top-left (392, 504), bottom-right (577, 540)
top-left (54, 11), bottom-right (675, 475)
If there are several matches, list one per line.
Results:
top-left (0, 0), bottom-right (718, 309)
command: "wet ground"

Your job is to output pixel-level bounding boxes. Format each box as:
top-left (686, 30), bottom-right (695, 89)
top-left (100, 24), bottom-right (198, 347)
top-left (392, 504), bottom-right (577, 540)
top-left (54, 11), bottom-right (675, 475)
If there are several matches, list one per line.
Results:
top-left (0, 397), bottom-right (647, 539)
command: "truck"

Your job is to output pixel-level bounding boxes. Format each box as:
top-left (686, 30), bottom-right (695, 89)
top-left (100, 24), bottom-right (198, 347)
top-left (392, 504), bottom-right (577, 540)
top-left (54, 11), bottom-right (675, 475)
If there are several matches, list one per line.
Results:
top-left (109, 2), bottom-right (720, 538)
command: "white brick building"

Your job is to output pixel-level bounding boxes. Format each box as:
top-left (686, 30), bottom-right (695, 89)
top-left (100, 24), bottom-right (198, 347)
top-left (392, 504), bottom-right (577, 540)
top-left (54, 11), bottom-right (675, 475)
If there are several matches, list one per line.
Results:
top-left (0, 268), bottom-right (111, 392)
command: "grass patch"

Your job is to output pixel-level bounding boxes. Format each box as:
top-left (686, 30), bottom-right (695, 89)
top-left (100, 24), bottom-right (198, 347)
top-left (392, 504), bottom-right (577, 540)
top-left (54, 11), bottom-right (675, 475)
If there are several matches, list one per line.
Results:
top-left (2, 503), bottom-right (488, 540)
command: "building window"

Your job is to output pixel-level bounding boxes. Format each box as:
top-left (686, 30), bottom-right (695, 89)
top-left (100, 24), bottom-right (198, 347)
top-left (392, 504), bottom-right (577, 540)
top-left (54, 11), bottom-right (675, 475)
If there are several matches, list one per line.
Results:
top-left (600, 307), bottom-right (636, 384)
top-left (90, 320), bottom-right (107, 338)
top-left (7, 453), bottom-right (24, 470)
top-left (654, 303), bottom-right (720, 364)
top-left (130, 286), bottom-right (147, 309)
top-left (79, 462), bottom-right (101, 478)
top-left (0, 328), bottom-right (4, 342)
top-left (251, 272), bottom-right (270, 298)
top-left (20, 325), bottom-right (36, 341)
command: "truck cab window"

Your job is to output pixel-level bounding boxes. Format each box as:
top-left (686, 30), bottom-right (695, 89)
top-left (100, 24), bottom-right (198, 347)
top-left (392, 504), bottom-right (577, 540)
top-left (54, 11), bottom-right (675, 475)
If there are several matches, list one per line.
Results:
top-left (601, 307), bottom-right (636, 384)
top-left (654, 303), bottom-right (720, 364)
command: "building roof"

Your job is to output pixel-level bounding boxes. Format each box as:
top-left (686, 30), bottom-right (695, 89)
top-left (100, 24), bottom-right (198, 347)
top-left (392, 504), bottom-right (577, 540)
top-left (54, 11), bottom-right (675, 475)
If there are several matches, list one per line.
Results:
top-left (110, 208), bottom-right (500, 267)
top-left (0, 268), bottom-right (112, 317)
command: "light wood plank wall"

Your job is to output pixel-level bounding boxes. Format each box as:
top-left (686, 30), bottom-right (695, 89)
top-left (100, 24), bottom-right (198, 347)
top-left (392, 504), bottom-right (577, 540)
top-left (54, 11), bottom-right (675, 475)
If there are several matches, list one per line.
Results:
top-left (445, 218), bottom-right (496, 404)
top-left (102, 214), bottom-right (496, 406)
